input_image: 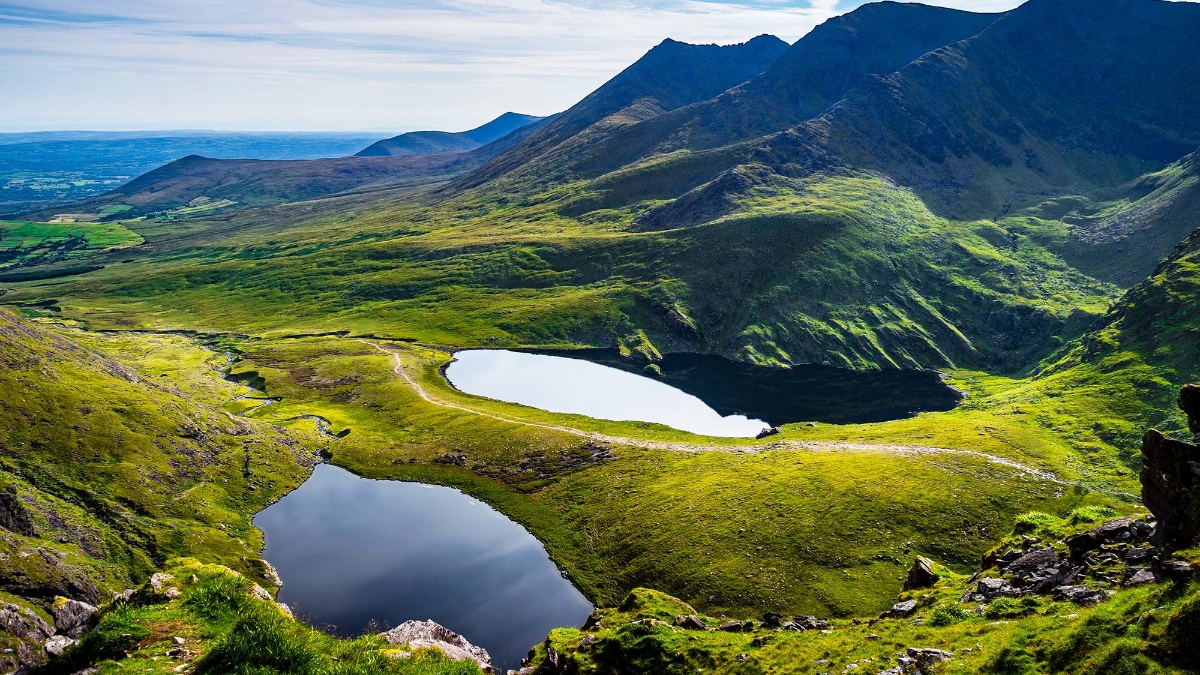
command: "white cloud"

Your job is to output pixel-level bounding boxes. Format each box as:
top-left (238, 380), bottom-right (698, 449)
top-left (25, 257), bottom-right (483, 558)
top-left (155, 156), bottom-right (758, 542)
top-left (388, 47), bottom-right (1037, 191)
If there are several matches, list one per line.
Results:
top-left (0, 0), bottom-right (1023, 131)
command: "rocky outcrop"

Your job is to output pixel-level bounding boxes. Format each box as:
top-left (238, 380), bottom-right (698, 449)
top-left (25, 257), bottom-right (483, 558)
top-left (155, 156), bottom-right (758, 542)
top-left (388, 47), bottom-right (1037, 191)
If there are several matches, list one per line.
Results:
top-left (954, 513), bottom-right (1186, 608)
top-left (1139, 386), bottom-right (1200, 549)
top-left (51, 597), bottom-right (97, 639)
top-left (0, 486), bottom-right (36, 537)
top-left (380, 619), bottom-right (493, 672)
top-left (1180, 384), bottom-right (1200, 443)
top-left (0, 603), bottom-right (53, 642)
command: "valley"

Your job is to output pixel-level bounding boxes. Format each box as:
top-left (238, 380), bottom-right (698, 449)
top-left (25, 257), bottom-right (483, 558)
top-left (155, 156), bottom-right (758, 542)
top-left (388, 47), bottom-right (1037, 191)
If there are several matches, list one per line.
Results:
top-left (1, 0), bottom-right (1199, 673)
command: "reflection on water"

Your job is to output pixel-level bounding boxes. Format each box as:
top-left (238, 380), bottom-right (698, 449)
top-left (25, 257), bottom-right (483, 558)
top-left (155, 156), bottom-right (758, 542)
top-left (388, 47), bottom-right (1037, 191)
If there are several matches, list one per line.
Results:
top-left (445, 349), bottom-right (769, 437)
top-left (445, 349), bottom-right (964, 436)
top-left (255, 464), bottom-right (593, 672)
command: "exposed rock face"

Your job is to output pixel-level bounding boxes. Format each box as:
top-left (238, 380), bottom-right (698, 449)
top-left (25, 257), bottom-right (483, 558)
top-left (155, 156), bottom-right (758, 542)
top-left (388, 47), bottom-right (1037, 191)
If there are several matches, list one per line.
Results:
top-left (903, 556), bottom-right (938, 590)
top-left (51, 597), bottom-right (98, 639)
top-left (0, 603), bottom-right (54, 642)
top-left (1180, 384), bottom-right (1200, 443)
top-left (1140, 426), bottom-right (1200, 548)
top-left (0, 486), bottom-right (36, 537)
top-left (380, 620), bottom-right (493, 672)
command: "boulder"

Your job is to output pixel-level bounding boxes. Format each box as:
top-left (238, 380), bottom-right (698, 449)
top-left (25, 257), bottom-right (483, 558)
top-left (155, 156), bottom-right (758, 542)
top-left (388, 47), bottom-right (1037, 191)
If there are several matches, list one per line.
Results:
top-left (380, 620), bottom-right (492, 672)
top-left (907, 648), bottom-right (954, 669)
top-left (1161, 559), bottom-right (1194, 578)
top-left (887, 600), bottom-right (917, 618)
top-left (43, 635), bottom-right (76, 657)
top-left (1053, 585), bottom-right (1108, 605)
top-left (761, 612), bottom-right (784, 628)
top-left (1125, 569), bottom-right (1156, 587)
top-left (976, 577), bottom-right (1009, 598)
top-left (755, 427), bottom-right (780, 440)
top-left (1003, 548), bottom-right (1058, 575)
top-left (1065, 517), bottom-right (1136, 560)
top-left (717, 621), bottom-right (744, 632)
top-left (580, 612), bottom-right (603, 631)
top-left (1140, 426), bottom-right (1200, 549)
top-left (675, 614), bottom-right (707, 630)
top-left (51, 598), bottom-right (98, 639)
top-left (903, 557), bottom-right (938, 591)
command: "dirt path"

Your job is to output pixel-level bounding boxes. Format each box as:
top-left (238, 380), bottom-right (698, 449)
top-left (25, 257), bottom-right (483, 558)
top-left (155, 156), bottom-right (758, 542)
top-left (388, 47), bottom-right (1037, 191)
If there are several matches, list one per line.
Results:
top-left (363, 341), bottom-right (1073, 484)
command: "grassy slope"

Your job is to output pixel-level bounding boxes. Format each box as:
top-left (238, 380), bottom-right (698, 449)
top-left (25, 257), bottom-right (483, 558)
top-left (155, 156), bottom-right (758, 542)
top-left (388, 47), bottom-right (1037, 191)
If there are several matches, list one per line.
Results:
top-left (0, 172), bottom-right (1118, 374)
top-left (0, 310), bottom-right (319, 612)
top-left (41, 559), bottom-right (481, 675)
top-left (526, 515), bottom-right (1200, 675)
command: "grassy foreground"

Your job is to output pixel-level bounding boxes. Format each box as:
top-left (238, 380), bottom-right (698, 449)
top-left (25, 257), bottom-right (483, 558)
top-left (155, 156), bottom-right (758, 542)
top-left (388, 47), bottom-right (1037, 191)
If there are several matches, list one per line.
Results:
top-left (42, 559), bottom-right (481, 675)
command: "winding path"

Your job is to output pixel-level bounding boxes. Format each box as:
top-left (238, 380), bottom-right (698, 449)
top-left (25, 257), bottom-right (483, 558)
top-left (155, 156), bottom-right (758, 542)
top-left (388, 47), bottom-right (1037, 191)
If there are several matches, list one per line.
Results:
top-left (362, 341), bottom-right (1074, 485)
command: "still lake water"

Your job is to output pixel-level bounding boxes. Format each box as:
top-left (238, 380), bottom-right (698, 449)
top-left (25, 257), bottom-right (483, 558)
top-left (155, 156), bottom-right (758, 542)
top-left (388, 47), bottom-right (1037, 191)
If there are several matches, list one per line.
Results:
top-left (255, 465), bottom-right (593, 672)
top-left (445, 349), bottom-right (963, 437)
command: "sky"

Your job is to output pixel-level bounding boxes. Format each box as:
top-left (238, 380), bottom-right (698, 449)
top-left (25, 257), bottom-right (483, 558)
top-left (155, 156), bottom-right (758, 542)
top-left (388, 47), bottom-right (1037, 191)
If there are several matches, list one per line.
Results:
top-left (1, 0), bottom-right (1026, 133)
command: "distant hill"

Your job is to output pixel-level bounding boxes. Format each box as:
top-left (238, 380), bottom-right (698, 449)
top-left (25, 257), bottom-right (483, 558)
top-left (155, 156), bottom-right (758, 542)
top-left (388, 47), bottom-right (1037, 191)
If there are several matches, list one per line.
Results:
top-left (23, 114), bottom-right (555, 219)
top-left (355, 112), bottom-right (547, 157)
top-left (450, 34), bottom-right (790, 191)
top-left (21, 153), bottom-right (470, 219)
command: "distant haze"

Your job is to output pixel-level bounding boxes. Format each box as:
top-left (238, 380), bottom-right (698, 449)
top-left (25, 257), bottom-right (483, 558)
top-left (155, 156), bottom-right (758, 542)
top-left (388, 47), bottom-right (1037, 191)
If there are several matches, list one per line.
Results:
top-left (1, 0), bottom-right (1028, 133)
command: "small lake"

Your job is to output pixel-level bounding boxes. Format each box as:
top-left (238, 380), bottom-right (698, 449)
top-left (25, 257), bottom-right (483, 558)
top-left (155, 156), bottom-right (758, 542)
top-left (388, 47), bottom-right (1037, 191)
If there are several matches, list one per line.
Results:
top-left (444, 349), bottom-right (963, 437)
top-left (255, 465), bottom-right (593, 672)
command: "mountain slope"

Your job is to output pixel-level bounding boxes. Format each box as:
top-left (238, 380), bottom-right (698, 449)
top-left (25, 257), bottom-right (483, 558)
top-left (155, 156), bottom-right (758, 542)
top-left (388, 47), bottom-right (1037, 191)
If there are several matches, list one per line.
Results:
top-left (355, 112), bottom-right (546, 157)
top-left (743, 0), bottom-right (1200, 221)
top-left (450, 34), bottom-right (789, 191)
top-left (1057, 148), bottom-right (1200, 286)
top-left (543, 2), bottom-right (1004, 185)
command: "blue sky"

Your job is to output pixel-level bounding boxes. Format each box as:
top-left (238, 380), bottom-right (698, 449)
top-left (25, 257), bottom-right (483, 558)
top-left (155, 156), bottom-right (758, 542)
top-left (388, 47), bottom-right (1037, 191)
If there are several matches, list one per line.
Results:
top-left (1, 0), bottom-right (1024, 133)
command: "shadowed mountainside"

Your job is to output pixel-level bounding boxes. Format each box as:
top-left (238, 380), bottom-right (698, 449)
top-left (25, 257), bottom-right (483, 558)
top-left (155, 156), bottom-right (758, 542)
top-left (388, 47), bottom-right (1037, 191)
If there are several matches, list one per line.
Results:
top-left (512, 2), bottom-right (1005, 186)
top-left (448, 34), bottom-right (790, 192)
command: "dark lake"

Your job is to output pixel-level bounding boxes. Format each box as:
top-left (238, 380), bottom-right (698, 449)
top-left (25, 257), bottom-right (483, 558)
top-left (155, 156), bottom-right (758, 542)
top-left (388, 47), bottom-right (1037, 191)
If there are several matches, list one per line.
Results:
top-left (255, 464), bottom-right (593, 672)
top-left (444, 349), bottom-right (963, 436)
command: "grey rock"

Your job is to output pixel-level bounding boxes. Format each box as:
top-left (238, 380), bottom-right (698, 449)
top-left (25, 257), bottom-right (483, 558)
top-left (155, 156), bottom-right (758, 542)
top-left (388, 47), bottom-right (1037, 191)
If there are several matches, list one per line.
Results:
top-left (1125, 569), bottom-right (1156, 586)
top-left (1003, 548), bottom-right (1058, 575)
top-left (1053, 585), bottom-right (1107, 605)
top-left (675, 615), bottom-right (707, 630)
top-left (887, 600), bottom-right (917, 618)
top-left (903, 556), bottom-right (938, 591)
top-left (1161, 559), bottom-right (1194, 578)
top-left (907, 647), bottom-right (954, 669)
top-left (976, 577), bottom-right (1008, 598)
top-left (44, 635), bottom-right (76, 657)
top-left (52, 598), bottom-right (98, 639)
top-left (0, 603), bottom-right (54, 642)
top-left (380, 619), bottom-right (492, 671)
top-left (149, 573), bottom-right (176, 592)
top-left (717, 620), bottom-right (744, 632)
